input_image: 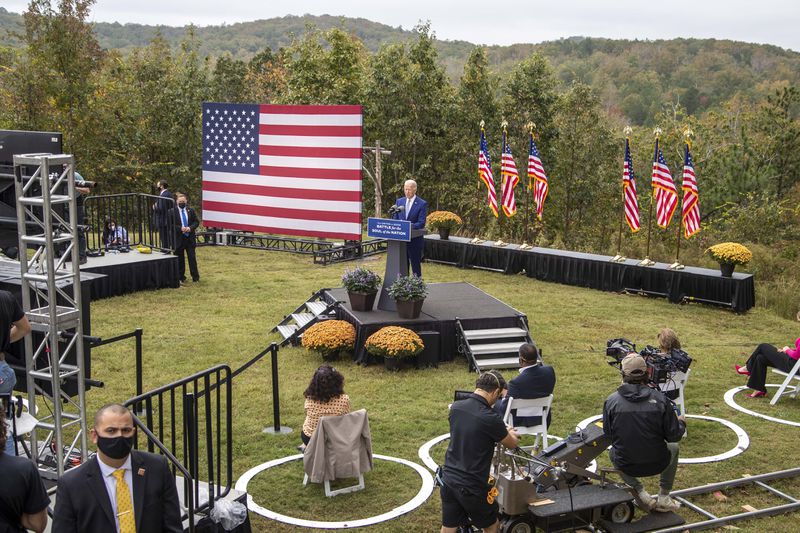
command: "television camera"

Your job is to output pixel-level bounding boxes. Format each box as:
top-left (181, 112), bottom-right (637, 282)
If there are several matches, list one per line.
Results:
top-left (491, 421), bottom-right (686, 532)
top-left (605, 338), bottom-right (692, 385)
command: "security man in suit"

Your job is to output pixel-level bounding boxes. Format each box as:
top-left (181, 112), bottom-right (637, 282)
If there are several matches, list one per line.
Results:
top-left (152, 180), bottom-right (175, 251)
top-left (52, 403), bottom-right (182, 533)
top-left (169, 192), bottom-right (200, 284)
top-left (494, 342), bottom-right (556, 428)
top-left (392, 179), bottom-right (428, 277)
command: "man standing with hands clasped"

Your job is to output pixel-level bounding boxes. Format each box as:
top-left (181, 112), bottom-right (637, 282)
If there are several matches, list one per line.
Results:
top-left (52, 404), bottom-right (182, 533)
top-left (170, 193), bottom-right (200, 284)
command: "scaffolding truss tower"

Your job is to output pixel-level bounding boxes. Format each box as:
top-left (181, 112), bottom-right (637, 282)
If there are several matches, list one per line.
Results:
top-left (14, 153), bottom-right (88, 478)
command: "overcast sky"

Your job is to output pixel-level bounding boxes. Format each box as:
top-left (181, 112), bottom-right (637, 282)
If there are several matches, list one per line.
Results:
top-left (5, 0), bottom-right (799, 51)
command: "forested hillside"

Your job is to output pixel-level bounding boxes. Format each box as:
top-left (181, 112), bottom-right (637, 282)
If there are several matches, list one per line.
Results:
top-left (0, 3), bottom-right (798, 319)
top-left (1, 8), bottom-right (798, 125)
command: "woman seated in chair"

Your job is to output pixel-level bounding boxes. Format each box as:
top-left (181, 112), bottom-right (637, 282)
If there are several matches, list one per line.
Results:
top-left (299, 365), bottom-right (350, 451)
top-left (103, 218), bottom-right (129, 249)
top-left (735, 336), bottom-right (800, 398)
top-left (656, 328), bottom-right (682, 400)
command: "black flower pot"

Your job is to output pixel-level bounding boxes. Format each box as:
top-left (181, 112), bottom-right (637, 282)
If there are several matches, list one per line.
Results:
top-left (348, 291), bottom-right (377, 311)
top-left (719, 262), bottom-right (735, 277)
top-left (396, 298), bottom-right (424, 319)
top-left (438, 227), bottom-right (451, 240)
top-left (384, 357), bottom-right (403, 371)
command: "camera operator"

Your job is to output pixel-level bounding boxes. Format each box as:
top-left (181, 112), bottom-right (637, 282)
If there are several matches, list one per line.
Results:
top-left (603, 354), bottom-right (685, 513)
top-left (440, 371), bottom-right (519, 533)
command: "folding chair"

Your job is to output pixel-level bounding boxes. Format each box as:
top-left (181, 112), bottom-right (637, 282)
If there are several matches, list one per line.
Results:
top-left (302, 409), bottom-right (372, 497)
top-left (770, 357), bottom-right (800, 406)
top-left (659, 369), bottom-right (691, 416)
top-left (502, 394), bottom-right (553, 452)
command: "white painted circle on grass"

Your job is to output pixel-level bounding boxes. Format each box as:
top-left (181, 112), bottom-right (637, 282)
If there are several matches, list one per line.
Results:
top-left (724, 385), bottom-right (800, 428)
top-left (235, 453), bottom-right (434, 529)
top-left (575, 414), bottom-right (749, 464)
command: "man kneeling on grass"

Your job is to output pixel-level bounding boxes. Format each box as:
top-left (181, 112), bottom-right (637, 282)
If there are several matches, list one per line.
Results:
top-left (603, 353), bottom-right (685, 513)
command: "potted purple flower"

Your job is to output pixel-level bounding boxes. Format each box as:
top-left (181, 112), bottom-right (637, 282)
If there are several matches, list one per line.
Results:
top-left (387, 275), bottom-right (428, 319)
top-left (341, 266), bottom-right (382, 311)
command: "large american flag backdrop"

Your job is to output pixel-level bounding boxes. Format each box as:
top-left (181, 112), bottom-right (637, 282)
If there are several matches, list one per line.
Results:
top-left (201, 103), bottom-right (363, 240)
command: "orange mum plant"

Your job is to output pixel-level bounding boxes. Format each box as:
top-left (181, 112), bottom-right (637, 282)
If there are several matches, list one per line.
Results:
top-left (301, 320), bottom-right (356, 358)
top-left (365, 326), bottom-right (425, 359)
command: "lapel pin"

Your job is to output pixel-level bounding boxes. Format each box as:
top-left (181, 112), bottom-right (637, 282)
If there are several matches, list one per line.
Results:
top-left (138, 468), bottom-right (146, 476)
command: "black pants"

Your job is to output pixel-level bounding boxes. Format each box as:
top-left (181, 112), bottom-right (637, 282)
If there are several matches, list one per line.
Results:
top-left (746, 343), bottom-right (796, 393)
top-left (175, 237), bottom-right (199, 281)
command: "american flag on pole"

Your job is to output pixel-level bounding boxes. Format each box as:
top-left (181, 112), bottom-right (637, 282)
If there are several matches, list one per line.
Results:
top-left (201, 103), bottom-right (363, 240)
top-left (528, 134), bottom-right (549, 221)
top-left (479, 128), bottom-right (499, 217)
top-left (681, 143), bottom-right (700, 238)
top-left (651, 139), bottom-right (678, 229)
top-left (623, 138), bottom-right (640, 232)
top-left (500, 131), bottom-right (519, 217)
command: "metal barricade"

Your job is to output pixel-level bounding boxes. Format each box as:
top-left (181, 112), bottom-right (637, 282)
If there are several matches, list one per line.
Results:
top-left (124, 365), bottom-right (233, 532)
top-left (85, 193), bottom-right (175, 252)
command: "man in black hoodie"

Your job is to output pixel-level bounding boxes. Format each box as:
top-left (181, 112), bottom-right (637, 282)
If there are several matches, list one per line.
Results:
top-left (603, 353), bottom-right (685, 513)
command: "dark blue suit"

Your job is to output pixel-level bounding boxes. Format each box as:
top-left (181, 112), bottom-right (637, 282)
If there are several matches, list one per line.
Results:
top-left (495, 364), bottom-right (556, 428)
top-left (392, 196), bottom-right (427, 277)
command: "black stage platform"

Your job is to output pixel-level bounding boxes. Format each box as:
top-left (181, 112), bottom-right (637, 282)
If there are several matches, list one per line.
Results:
top-left (81, 250), bottom-right (180, 300)
top-left (322, 282), bottom-right (527, 364)
top-left (424, 235), bottom-right (755, 313)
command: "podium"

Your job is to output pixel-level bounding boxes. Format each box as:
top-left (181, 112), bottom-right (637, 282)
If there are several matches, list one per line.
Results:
top-left (367, 218), bottom-right (427, 311)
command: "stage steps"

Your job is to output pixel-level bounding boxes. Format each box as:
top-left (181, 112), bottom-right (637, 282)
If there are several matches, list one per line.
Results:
top-left (456, 318), bottom-right (532, 372)
top-left (271, 290), bottom-right (341, 346)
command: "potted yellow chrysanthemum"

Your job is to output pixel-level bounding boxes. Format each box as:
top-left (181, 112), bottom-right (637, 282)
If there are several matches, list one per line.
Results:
top-left (301, 320), bottom-right (356, 360)
top-left (426, 211), bottom-right (463, 240)
top-left (365, 326), bottom-right (425, 371)
top-left (705, 242), bottom-right (753, 277)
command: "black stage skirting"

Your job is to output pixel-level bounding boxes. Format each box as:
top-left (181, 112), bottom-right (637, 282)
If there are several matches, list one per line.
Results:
top-left (424, 236), bottom-right (755, 313)
top-left (322, 282), bottom-right (527, 364)
top-left (81, 251), bottom-right (180, 300)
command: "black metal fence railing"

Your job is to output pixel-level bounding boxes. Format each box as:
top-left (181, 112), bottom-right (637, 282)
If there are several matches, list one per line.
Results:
top-left (84, 193), bottom-right (175, 252)
top-left (124, 365), bottom-right (233, 532)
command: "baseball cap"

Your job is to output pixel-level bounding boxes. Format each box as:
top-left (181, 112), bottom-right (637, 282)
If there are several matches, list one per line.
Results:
top-left (621, 353), bottom-right (647, 376)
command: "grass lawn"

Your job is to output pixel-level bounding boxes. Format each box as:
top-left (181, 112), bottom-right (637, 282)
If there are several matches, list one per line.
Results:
top-left (85, 246), bottom-right (800, 532)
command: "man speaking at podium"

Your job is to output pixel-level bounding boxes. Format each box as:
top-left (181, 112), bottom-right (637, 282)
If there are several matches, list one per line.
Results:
top-left (392, 179), bottom-right (427, 277)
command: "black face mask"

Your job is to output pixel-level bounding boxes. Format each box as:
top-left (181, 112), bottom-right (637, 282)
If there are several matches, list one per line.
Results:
top-left (96, 435), bottom-right (134, 459)
top-left (178, 202), bottom-right (187, 208)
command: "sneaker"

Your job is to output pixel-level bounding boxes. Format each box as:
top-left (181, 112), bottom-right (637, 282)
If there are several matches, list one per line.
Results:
top-left (634, 489), bottom-right (656, 511)
top-left (655, 494), bottom-right (681, 512)
top-left (296, 444), bottom-right (306, 453)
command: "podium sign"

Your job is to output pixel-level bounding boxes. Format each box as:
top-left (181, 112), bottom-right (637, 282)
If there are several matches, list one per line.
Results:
top-left (367, 217), bottom-right (411, 242)
top-left (368, 217), bottom-right (427, 312)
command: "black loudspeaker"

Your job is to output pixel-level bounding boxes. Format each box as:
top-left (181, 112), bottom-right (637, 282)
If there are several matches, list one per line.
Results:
top-left (416, 330), bottom-right (440, 368)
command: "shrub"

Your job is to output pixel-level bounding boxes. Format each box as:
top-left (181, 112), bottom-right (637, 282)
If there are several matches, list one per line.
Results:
top-left (301, 320), bottom-right (355, 357)
top-left (426, 210), bottom-right (463, 231)
top-left (341, 266), bottom-right (382, 293)
top-left (387, 275), bottom-right (428, 301)
top-left (705, 242), bottom-right (753, 266)
top-left (365, 326), bottom-right (425, 359)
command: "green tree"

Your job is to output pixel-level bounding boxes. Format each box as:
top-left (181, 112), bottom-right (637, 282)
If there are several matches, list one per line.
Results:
top-left (550, 82), bottom-right (617, 248)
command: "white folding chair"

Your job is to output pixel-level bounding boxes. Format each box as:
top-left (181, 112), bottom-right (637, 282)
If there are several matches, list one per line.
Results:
top-left (770, 357), bottom-right (800, 406)
top-left (502, 394), bottom-right (553, 452)
top-left (659, 369), bottom-right (690, 416)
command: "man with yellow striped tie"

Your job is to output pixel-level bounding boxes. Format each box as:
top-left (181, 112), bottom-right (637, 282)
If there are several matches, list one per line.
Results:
top-left (53, 404), bottom-right (182, 533)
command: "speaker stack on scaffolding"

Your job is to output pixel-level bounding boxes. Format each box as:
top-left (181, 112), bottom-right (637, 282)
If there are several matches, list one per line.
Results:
top-left (14, 153), bottom-right (88, 479)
